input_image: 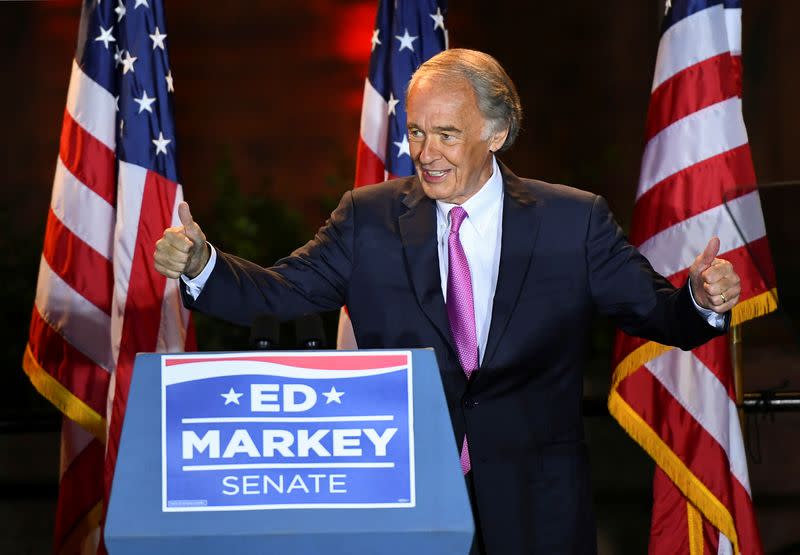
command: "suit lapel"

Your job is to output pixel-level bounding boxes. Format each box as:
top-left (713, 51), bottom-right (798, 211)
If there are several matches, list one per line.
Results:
top-left (481, 164), bottom-right (541, 369)
top-left (398, 179), bottom-right (458, 358)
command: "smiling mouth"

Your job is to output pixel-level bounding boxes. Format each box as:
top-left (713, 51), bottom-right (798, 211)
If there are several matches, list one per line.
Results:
top-left (422, 169), bottom-right (450, 180)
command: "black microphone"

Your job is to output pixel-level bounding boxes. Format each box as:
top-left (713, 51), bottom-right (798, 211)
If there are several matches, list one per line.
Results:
top-left (294, 313), bottom-right (326, 349)
top-left (250, 314), bottom-right (280, 350)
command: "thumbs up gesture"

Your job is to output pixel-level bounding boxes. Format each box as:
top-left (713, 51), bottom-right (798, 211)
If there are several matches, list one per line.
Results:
top-left (154, 201), bottom-right (210, 279)
top-left (688, 237), bottom-right (741, 313)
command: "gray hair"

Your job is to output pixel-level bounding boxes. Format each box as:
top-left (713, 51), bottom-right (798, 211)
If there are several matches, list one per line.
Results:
top-left (407, 49), bottom-right (522, 152)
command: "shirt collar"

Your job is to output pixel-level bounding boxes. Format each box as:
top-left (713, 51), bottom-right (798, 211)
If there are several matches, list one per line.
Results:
top-left (436, 156), bottom-right (504, 238)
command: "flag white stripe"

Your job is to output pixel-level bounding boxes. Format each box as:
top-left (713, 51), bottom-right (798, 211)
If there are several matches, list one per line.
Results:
top-left (66, 60), bottom-right (116, 151)
top-left (110, 161), bottom-right (147, 367)
top-left (718, 532), bottom-right (734, 555)
top-left (724, 8), bottom-right (742, 55)
top-left (637, 97), bottom-right (748, 199)
top-left (359, 79), bottom-right (389, 163)
top-left (638, 190), bottom-right (766, 278)
top-left (652, 5), bottom-right (730, 92)
top-left (51, 157), bottom-right (115, 261)
top-left (35, 256), bottom-right (114, 372)
top-left (60, 418), bottom-right (95, 479)
top-left (646, 349), bottom-right (751, 494)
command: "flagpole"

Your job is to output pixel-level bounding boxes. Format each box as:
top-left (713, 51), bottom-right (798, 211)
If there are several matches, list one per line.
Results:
top-left (731, 324), bottom-right (745, 431)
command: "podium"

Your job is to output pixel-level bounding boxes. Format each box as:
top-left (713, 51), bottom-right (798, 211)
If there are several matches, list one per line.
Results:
top-left (105, 349), bottom-right (473, 554)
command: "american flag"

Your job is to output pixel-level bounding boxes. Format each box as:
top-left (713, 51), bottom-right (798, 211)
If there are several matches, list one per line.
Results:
top-left (611, 1), bottom-right (776, 553)
top-left (22, 0), bottom-right (193, 551)
top-left (337, 0), bottom-right (448, 348)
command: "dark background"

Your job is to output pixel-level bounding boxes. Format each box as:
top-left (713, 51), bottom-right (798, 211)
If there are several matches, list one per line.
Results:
top-left (1, 1), bottom-right (798, 553)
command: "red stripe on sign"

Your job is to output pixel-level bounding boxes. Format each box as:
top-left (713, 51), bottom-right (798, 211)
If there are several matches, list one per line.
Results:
top-left (645, 53), bottom-right (742, 142)
top-left (618, 369), bottom-right (737, 511)
top-left (165, 354), bottom-right (410, 370)
top-left (105, 170), bottom-right (178, 498)
top-left (630, 144), bottom-right (756, 247)
top-left (354, 137), bottom-right (386, 188)
top-left (28, 307), bottom-right (110, 416)
top-left (43, 208), bottom-right (113, 314)
top-left (53, 437), bottom-right (105, 554)
top-left (60, 108), bottom-right (116, 206)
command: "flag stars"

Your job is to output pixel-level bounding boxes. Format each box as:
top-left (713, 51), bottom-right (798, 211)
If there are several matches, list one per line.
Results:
top-left (165, 70), bottom-right (175, 93)
top-left (387, 92), bottom-right (400, 116)
top-left (395, 28), bottom-right (418, 52)
top-left (152, 131), bottom-right (171, 155)
top-left (114, 0), bottom-right (126, 22)
top-left (322, 386), bottom-right (345, 404)
top-left (134, 0), bottom-right (150, 8)
top-left (394, 134), bottom-right (410, 158)
top-left (121, 51), bottom-right (138, 74)
top-left (94, 25), bottom-right (116, 50)
top-left (430, 7), bottom-right (445, 31)
top-left (133, 90), bottom-right (156, 113)
top-left (149, 26), bottom-right (167, 50)
top-left (221, 387), bottom-right (243, 405)
top-left (114, 95), bottom-right (119, 111)
top-left (113, 45), bottom-right (123, 67)
top-left (370, 28), bottom-right (382, 51)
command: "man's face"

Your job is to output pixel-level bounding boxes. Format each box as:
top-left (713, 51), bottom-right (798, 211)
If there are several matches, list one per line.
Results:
top-left (406, 76), bottom-right (507, 205)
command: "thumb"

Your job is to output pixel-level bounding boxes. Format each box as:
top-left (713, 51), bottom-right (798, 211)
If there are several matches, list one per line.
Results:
top-left (178, 201), bottom-right (202, 242)
top-left (178, 201), bottom-right (194, 228)
top-left (696, 236), bottom-right (720, 272)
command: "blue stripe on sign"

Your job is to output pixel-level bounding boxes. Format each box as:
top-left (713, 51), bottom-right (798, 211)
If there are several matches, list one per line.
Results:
top-left (663, 0), bottom-right (741, 32)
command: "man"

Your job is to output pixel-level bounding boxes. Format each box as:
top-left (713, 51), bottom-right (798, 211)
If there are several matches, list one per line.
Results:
top-left (154, 49), bottom-right (741, 554)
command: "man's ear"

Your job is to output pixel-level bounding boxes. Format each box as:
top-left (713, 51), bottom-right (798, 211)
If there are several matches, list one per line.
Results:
top-left (488, 126), bottom-right (509, 153)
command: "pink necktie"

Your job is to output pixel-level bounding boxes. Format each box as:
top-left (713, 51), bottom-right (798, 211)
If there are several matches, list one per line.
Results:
top-left (446, 206), bottom-right (478, 474)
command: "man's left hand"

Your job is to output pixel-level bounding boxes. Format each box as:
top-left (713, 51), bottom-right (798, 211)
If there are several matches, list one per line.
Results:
top-left (689, 237), bottom-right (741, 314)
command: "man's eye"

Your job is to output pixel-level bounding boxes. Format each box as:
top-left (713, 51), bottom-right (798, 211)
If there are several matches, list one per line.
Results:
top-left (409, 129), bottom-right (423, 139)
top-left (441, 133), bottom-right (451, 140)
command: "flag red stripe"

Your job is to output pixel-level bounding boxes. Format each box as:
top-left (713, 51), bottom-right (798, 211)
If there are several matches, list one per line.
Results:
top-left (354, 137), bottom-right (385, 187)
top-left (645, 53), bottom-right (742, 142)
top-left (105, 170), bottom-right (177, 495)
top-left (687, 335), bottom-right (736, 400)
top-left (618, 369), bottom-right (755, 520)
top-left (650, 468), bottom-right (691, 555)
top-left (43, 208), bottom-right (114, 315)
top-left (53, 437), bottom-right (104, 554)
top-left (729, 465), bottom-right (764, 554)
top-left (630, 144), bottom-right (756, 247)
top-left (59, 108), bottom-right (116, 206)
top-left (28, 307), bottom-right (110, 415)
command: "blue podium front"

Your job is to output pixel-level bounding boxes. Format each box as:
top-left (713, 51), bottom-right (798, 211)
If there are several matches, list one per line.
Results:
top-left (105, 349), bottom-right (473, 554)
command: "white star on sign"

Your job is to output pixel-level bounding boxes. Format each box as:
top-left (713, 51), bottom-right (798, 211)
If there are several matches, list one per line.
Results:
top-left (121, 51), bottom-right (138, 74)
top-left (149, 26), bottom-right (167, 50)
top-left (152, 131), bottom-right (171, 155)
top-left (370, 28), bottom-right (381, 52)
top-left (430, 7), bottom-right (445, 31)
top-left (134, 0), bottom-right (149, 8)
top-left (393, 134), bottom-right (410, 158)
top-left (387, 92), bottom-right (400, 116)
top-left (94, 26), bottom-right (116, 50)
top-left (395, 28), bottom-right (418, 52)
top-left (322, 386), bottom-right (345, 404)
top-left (114, 0), bottom-right (126, 22)
top-left (221, 387), bottom-right (243, 405)
top-left (165, 70), bottom-right (175, 93)
top-left (133, 90), bottom-right (156, 113)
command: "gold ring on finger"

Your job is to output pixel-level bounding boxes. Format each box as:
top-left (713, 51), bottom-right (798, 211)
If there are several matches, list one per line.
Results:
top-left (720, 292), bottom-right (727, 303)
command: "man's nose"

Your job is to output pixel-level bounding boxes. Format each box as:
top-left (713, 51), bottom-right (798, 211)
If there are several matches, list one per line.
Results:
top-left (418, 138), bottom-right (439, 164)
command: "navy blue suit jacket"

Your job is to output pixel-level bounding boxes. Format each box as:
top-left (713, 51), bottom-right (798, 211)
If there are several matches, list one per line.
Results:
top-left (183, 163), bottom-right (725, 554)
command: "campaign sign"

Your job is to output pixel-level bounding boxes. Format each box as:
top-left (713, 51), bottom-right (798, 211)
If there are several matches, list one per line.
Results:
top-left (161, 351), bottom-right (415, 512)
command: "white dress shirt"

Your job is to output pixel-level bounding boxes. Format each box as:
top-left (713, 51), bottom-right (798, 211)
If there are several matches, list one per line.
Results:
top-left (435, 156), bottom-right (504, 365)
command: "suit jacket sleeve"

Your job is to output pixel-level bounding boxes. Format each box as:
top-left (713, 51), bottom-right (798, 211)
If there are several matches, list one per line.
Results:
top-left (180, 191), bottom-right (355, 327)
top-left (586, 195), bottom-right (728, 349)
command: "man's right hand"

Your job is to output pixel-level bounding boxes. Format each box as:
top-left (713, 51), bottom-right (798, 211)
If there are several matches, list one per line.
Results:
top-left (154, 201), bottom-right (210, 279)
